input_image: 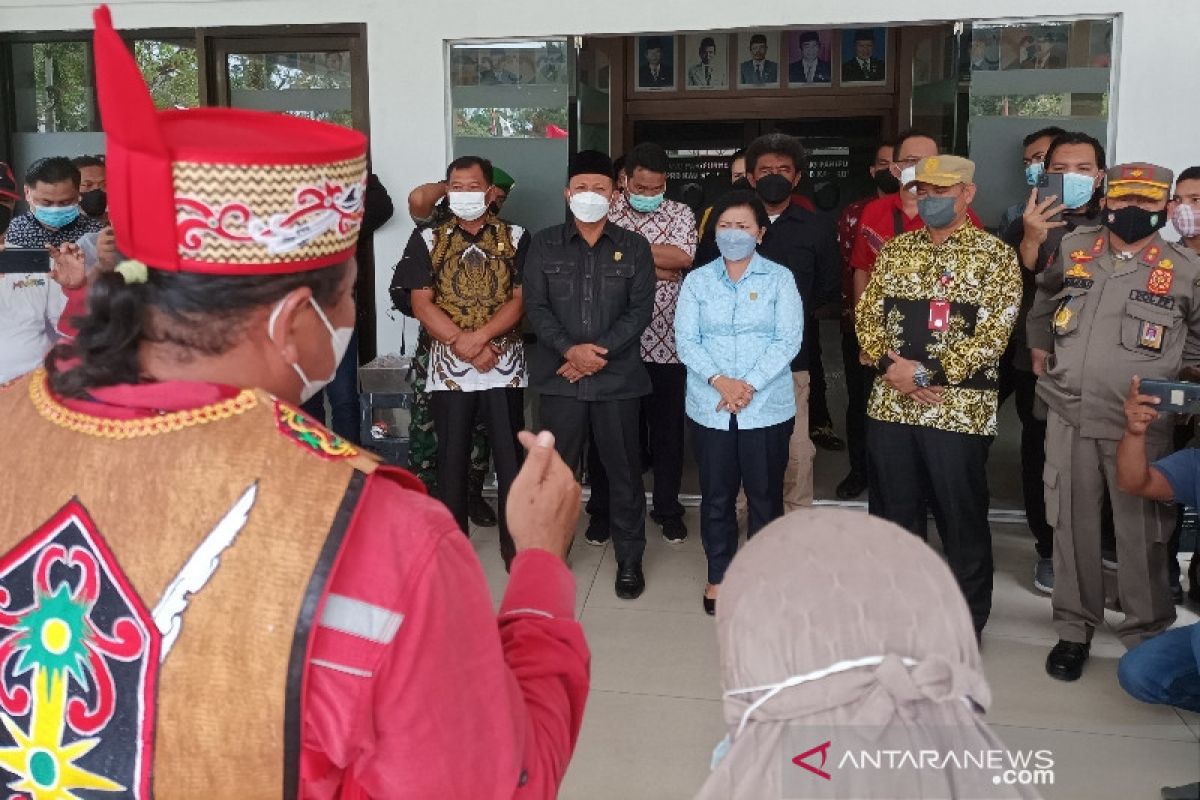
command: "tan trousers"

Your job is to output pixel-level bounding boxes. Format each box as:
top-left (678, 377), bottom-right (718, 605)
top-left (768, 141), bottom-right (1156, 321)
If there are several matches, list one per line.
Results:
top-left (1043, 410), bottom-right (1176, 648)
top-left (783, 371), bottom-right (815, 512)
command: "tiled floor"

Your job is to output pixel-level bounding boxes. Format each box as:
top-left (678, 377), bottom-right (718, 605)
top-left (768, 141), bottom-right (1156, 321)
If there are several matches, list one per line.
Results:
top-left (469, 511), bottom-right (1200, 800)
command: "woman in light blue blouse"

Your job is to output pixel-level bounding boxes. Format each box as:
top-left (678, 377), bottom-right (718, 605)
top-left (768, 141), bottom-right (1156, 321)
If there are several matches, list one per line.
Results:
top-left (675, 190), bottom-right (803, 615)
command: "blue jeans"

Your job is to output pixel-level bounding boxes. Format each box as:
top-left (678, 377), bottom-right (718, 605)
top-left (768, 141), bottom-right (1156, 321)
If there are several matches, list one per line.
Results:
top-left (1118, 622), bottom-right (1200, 713)
top-left (301, 331), bottom-right (360, 445)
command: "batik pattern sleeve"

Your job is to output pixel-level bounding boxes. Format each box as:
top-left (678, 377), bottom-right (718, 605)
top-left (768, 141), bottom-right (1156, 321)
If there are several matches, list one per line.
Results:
top-left (854, 243), bottom-right (892, 363)
top-left (935, 243), bottom-right (1021, 386)
top-left (665, 204), bottom-right (697, 260)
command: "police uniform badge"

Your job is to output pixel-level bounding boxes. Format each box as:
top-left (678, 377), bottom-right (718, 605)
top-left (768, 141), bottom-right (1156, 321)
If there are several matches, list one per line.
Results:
top-left (1138, 321), bottom-right (1165, 351)
top-left (1053, 299), bottom-right (1075, 334)
top-left (1148, 257), bottom-right (1174, 296)
top-left (1065, 263), bottom-right (1092, 279)
top-left (0, 502), bottom-right (159, 797)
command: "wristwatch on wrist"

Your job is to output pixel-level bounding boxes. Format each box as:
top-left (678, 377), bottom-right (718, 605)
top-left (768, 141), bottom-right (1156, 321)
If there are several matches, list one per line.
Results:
top-left (913, 363), bottom-right (932, 389)
top-left (708, 373), bottom-right (725, 386)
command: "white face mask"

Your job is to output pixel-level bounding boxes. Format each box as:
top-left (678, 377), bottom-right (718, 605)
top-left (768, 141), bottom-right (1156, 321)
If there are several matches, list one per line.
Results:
top-left (268, 296), bottom-right (354, 403)
top-left (710, 655), bottom-right (918, 770)
top-left (569, 190), bottom-right (611, 223)
top-left (900, 165), bottom-right (918, 195)
top-left (447, 190), bottom-right (489, 221)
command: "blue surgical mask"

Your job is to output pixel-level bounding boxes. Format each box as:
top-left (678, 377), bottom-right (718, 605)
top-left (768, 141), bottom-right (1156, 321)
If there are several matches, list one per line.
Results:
top-left (715, 228), bottom-right (758, 261)
top-left (628, 191), bottom-right (664, 213)
top-left (32, 203), bottom-right (81, 229)
top-left (1060, 172), bottom-right (1097, 210)
top-left (917, 195), bottom-right (958, 229)
top-left (1024, 161), bottom-right (1044, 187)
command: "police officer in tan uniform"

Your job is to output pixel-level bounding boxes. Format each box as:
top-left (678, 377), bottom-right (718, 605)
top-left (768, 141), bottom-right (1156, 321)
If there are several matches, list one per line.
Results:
top-left (1029, 163), bottom-right (1200, 681)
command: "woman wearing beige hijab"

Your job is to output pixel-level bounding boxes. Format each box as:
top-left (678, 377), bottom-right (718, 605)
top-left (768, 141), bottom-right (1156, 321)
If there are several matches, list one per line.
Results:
top-left (697, 509), bottom-right (1042, 800)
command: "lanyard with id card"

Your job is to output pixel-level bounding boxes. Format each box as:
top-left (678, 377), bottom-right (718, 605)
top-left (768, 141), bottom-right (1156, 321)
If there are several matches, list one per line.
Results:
top-left (929, 268), bottom-right (954, 331)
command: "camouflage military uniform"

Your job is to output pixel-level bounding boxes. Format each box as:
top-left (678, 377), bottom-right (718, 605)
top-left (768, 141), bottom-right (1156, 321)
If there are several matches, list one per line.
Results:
top-left (408, 328), bottom-right (492, 493)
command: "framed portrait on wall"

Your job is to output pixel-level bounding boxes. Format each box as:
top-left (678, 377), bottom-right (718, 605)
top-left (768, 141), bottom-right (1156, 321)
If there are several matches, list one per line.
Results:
top-left (840, 28), bottom-right (887, 84)
top-left (736, 31), bottom-right (781, 88)
top-left (683, 33), bottom-right (729, 90)
top-left (634, 35), bottom-right (676, 91)
top-left (786, 29), bottom-right (833, 87)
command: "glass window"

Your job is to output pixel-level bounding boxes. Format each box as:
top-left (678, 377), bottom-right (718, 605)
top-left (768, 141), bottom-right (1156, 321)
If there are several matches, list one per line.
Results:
top-left (448, 40), bottom-right (571, 233)
top-left (134, 39), bottom-right (200, 110)
top-left (226, 51), bottom-right (354, 128)
top-left (965, 18), bottom-right (1114, 227)
top-left (12, 41), bottom-right (95, 133)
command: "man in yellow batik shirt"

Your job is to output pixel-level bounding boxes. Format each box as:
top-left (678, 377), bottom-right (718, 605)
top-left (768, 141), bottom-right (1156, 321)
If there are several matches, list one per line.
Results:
top-left (856, 155), bottom-right (1021, 638)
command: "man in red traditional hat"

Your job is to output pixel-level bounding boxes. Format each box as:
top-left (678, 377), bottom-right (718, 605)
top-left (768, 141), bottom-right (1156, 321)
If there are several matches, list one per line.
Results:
top-left (0, 7), bottom-right (589, 799)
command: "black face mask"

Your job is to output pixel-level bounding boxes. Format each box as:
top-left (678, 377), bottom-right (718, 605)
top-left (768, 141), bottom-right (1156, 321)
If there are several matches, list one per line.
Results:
top-left (872, 168), bottom-right (901, 195)
top-left (0, 205), bottom-right (11, 234)
top-left (755, 173), bottom-right (794, 205)
top-left (80, 189), bottom-right (107, 217)
top-left (1104, 205), bottom-right (1167, 244)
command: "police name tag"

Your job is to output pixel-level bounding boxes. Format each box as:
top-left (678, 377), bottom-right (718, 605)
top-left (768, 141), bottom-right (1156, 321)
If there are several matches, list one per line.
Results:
top-left (928, 300), bottom-right (950, 331)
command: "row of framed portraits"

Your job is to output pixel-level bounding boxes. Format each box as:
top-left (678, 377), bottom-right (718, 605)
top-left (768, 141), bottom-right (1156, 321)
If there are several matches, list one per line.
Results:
top-left (633, 29), bottom-right (891, 93)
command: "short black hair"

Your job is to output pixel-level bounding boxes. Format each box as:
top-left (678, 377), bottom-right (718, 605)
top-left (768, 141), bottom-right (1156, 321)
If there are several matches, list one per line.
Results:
top-left (1176, 166), bottom-right (1200, 186)
top-left (892, 129), bottom-right (937, 161)
top-left (645, 37), bottom-right (664, 52)
top-left (625, 142), bottom-right (669, 177)
top-left (699, 37), bottom-right (716, 51)
top-left (854, 29), bottom-right (875, 42)
top-left (730, 148), bottom-right (746, 164)
top-left (25, 156), bottom-right (80, 188)
top-left (1043, 131), bottom-right (1106, 172)
top-left (798, 31), bottom-right (820, 46)
top-left (709, 189), bottom-right (770, 231)
top-left (71, 154), bottom-right (105, 170)
top-left (874, 139), bottom-right (897, 161)
top-left (1023, 126), bottom-right (1068, 150)
top-left (446, 155), bottom-right (494, 184)
top-left (744, 133), bottom-right (805, 174)
top-left (750, 34), bottom-right (767, 47)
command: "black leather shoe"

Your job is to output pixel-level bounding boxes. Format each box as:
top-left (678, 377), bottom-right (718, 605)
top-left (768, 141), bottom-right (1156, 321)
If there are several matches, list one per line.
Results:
top-left (615, 561), bottom-right (645, 600)
top-left (835, 471), bottom-right (867, 500)
top-left (1045, 640), bottom-right (1089, 681)
top-left (702, 595), bottom-right (716, 616)
top-left (810, 424), bottom-right (845, 451)
top-left (585, 516), bottom-right (610, 546)
top-left (468, 495), bottom-right (497, 528)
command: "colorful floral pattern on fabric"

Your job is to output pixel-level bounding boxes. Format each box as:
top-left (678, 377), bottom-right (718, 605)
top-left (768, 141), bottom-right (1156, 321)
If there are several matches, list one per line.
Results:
top-left (275, 401), bottom-right (358, 460)
top-left (0, 501), bottom-right (157, 798)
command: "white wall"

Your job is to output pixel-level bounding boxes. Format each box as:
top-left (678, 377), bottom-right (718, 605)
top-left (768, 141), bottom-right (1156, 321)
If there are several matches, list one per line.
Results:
top-left (3, 0), bottom-right (1195, 355)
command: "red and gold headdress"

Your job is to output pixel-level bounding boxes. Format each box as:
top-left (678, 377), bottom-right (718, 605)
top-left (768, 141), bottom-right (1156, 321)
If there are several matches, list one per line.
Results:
top-left (93, 5), bottom-right (367, 275)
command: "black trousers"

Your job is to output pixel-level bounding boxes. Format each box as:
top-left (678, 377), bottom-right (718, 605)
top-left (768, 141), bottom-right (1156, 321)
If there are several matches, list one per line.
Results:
top-left (839, 328), bottom-right (875, 478)
top-left (543, 395), bottom-right (647, 563)
top-left (432, 388), bottom-right (524, 564)
top-left (1010, 368), bottom-right (1054, 559)
top-left (867, 419), bottom-right (994, 633)
top-left (808, 318), bottom-right (833, 429)
top-left (588, 363), bottom-right (685, 522)
top-left (693, 416), bottom-right (793, 585)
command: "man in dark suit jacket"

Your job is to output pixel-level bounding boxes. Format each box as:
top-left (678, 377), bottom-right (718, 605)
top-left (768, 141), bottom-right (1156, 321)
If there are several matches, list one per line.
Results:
top-left (842, 29), bottom-right (886, 82)
top-left (639, 38), bottom-right (673, 88)
top-left (788, 31), bottom-right (831, 83)
top-left (739, 33), bottom-right (779, 85)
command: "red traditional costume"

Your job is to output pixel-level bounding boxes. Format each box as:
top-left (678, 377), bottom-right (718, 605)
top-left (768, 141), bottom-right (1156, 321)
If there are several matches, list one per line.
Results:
top-left (0, 7), bottom-right (589, 799)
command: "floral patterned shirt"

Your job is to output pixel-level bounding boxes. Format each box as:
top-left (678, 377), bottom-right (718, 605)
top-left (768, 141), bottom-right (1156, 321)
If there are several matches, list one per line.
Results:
top-left (855, 224), bottom-right (1021, 436)
top-left (607, 192), bottom-right (697, 364)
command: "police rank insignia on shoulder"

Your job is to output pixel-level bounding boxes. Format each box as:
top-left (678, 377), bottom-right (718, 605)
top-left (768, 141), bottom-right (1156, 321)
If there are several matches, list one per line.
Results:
top-left (275, 401), bottom-right (359, 460)
top-left (0, 501), bottom-right (158, 797)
